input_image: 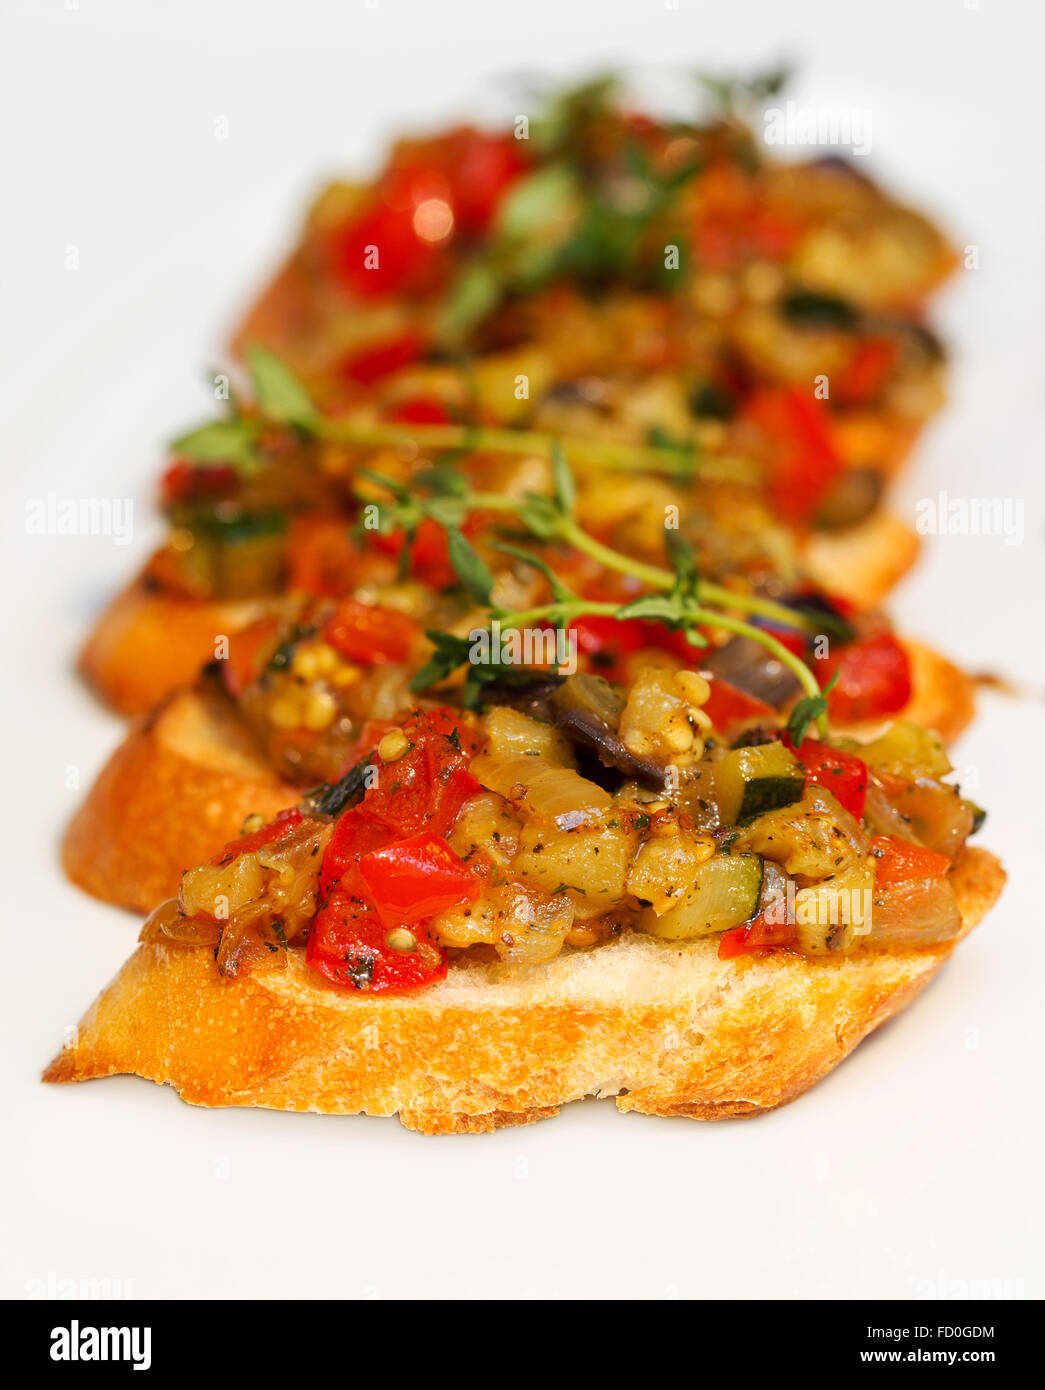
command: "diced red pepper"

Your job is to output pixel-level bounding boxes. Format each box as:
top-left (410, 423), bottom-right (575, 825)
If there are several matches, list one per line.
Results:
top-left (691, 167), bottom-right (802, 272)
top-left (446, 129), bottom-right (527, 233)
top-left (358, 708), bottom-right (481, 840)
top-left (322, 599), bottom-right (419, 666)
top-left (367, 514), bottom-right (470, 592)
top-left (359, 832), bottom-right (478, 928)
top-left (307, 888), bottom-right (447, 993)
top-left (386, 396), bottom-right (453, 425)
top-left (319, 806), bottom-right (395, 899)
top-left (818, 631), bottom-right (912, 723)
top-left (160, 460), bottom-right (238, 508)
top-left (702, 679), bottom-right (774, 730)
top-left (838, 337), bottom-right (897, 405)
top-left (569, 615), bottom-right (703, 683)
top-left (871, 835), bottom-right (951, 887)
top-left (286, 516), bottom-right (362, 598)
top-left (308, 706), bottom-right (483, 994)
top-left (743, 387), bottom-right (845, 525)
top-left (222, 616), bottom-right (281, 698)
top-left (338, 330), bottom-right (428, 385)
top-left (209, 808), bottom-right (303, 867)
top-left (718, 907), bottom-right (797, 959)
top-left (328, 202), bottom-right (439, 299)
top-left (786, 736), bottom-right (869, 820)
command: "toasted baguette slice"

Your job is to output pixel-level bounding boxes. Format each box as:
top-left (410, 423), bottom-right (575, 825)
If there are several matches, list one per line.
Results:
top-left (44, 848), bottom-right (1004, 1134)
top-left (61, 638), bottom-right (978, 914)
top-left (802, 510), bottom-right (919, 607)
top-left (62, 685), bottom-right (298, 914)
top-left (81, 510), bottom-right (920, 716)
top-left (78, 574), bottom-right (280, 716)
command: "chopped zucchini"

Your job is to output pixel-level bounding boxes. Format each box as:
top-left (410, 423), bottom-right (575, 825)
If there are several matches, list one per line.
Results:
top-left (860, 720), bottom-right (951, 781)
top-left (714, 742), bottom-right (804, 826)
top-left (735, 788), bottom-right (869, 878)
top-left (642, 852), bottom-right (763, 940)
top-left (964, 799), bottom-right (987, 834)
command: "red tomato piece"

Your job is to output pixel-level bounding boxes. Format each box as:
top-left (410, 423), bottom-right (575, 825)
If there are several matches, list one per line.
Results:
top-left (838, 337), bottom-right (897, 405)
top-left (366, 516), bottom-right (458, 591)
top-left (786, 737), bottom-right (869, 820)
top-left (222, 616), bottom-right (282, 698)
top-left (743, 387), bottom-right (845, 524)
top-left (307, 887), bottom-right (447, 993)
top-left (328, 203), bottom-right (438, 299)
top-left (286, 516), bottom-right (363, 598)
top-left (386, 396), bottom-right (453, 425)
top-left (319, 807), bottom-right (394, 899)
top-left (447, 129), bottom-right (527, 233)
top-left (718, 907), bottom-right (797, 959)
top-left (359, 832), bottom-right (478, 928)
top-left (209, 808), bottom-right (303, 867)
top-left (160, 460), bottom-right (239, 508)
top-left (871, 835), bottom-right (952, 887)
top-left (818, 631), bottom-right (912, 723)
top-left (362, 708), bottom-right (481, 839)
top-left (338, 330), bottom-right (427, 385)
top-left (322, 599), bottom-right (419, 666)
top-left (702, 679), bottom-right (774, 730)
top-left (569, 615), bottom-right (703, 683)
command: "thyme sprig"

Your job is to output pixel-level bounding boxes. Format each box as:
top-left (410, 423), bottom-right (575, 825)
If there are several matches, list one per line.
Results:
top-left (171, 345), bottom-right (758, 485)
top-left (357, 449), bottom-right (842, 643)
top-left (364, 454), bottom-right (830, 734)
top-left (172, 348), bottom-right (830, 733)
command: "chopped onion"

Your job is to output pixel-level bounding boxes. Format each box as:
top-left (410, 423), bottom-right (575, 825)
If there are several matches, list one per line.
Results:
top-left (470, 753), bottom-right (613, 829)
top-left (867, 876), bottom-right (963, 950)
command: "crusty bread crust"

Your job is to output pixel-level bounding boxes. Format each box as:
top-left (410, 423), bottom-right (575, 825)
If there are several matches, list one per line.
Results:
top-left (802, 510), bottom-right (919, 607)
top-left (43, 848), bottom-right (1004, 1133)
top-left (61, 636), bottom-right (977, 913)
top-left (78, 573), bottom-right (277, 715)
top-left (62, 686), bottom-right (299, 913)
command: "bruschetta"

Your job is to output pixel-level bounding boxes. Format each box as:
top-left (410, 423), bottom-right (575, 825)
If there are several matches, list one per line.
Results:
top-left (47, 687), bottom-right (1003, 1133)
top-left (80, 78), bottom-right (954, 716)
top-left (63, 449), bottom-right (974, 912)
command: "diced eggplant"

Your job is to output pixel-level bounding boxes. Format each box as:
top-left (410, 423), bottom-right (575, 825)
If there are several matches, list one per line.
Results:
top-left (700, 636), bottom-right (803, 706)
top-left (814, 467), bottom-right (883, 530)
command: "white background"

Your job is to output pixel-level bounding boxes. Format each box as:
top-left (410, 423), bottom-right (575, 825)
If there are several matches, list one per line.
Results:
top-left (2, 0), bottom-right (1043, 1300)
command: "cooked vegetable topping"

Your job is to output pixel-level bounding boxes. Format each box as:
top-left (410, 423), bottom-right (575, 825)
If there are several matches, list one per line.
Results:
top-left (136, 77), bottom-right (973, 994)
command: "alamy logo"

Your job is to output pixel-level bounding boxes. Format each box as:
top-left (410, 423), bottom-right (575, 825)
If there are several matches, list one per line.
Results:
top-left (50, 1320), bottom-right (151, 1370)
top-left (469, 620), bottom-right (578, 675)
top-left (25, 492), bottom-right (134, 545)
top-left (763, 100), bottom-right (873, 157)
top-left (915, 491), bottom-right (1024, 546)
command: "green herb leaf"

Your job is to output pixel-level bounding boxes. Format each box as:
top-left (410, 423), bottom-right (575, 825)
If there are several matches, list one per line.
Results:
top-left (244, 345), bottom-right (318, 430)
top-left (786, 673), bottom-right (839, 746)
top-left (665, 531), bottom-right (699, 601)
top-left (550, 442), bottom-right (577, 517)
top-left (488, 541), bottom-right (575, 602)
top-left (517, 493), bottom-right (565, 540)
top-left (614, 594), bottom-right (684, 623)
top-left (170, 418), bottom-right (258, 468)
top-left (495, 163), bottom-right (579, 240)
top-left (411, 631), bottom-right (474, 691)
top-left (446, 527), bottom-right (494, 604)
top-left (437, 263), bottom-right (502, 343)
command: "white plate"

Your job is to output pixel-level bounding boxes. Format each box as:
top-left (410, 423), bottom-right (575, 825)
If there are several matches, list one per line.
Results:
top-left (2, 0), bottom-right (1043, 1300)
